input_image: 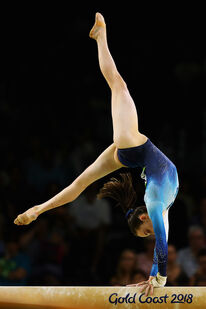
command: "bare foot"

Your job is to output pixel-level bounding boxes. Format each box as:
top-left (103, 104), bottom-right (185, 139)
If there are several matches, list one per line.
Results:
top-left (89, 12), bottom-right (106, 40)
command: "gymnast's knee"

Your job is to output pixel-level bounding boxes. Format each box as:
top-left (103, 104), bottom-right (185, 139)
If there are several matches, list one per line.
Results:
top-left (110, 73), bottom-right (127, 91)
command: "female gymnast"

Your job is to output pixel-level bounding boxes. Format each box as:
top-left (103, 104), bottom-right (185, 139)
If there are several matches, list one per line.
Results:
top-left (14, 13), bottom-right (179, 296)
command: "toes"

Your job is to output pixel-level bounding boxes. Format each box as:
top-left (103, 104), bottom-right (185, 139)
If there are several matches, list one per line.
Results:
top-left (96, 12), bottom-right (104, 23)
top-left (95, 12), bottom-right (105, 26)
top-left (15, 215), bottom-right (24, 225)
top-left (96, 12), bottom-right (101, 20)
top-left (14, 218), bottom-right (20, 225)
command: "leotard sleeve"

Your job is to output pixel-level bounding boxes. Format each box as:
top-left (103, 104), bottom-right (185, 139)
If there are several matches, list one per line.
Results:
top-left (150, 246), bottom-right (158, 276)
top-left (149, 209), bottom-right (169, 277)
top-left (147, 202), bottom-right (168, 277)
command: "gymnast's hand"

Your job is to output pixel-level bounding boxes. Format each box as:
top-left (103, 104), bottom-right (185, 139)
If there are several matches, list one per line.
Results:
top-left (127, 275), bottom-right (155, 296)
top-left (14, 206), bottom-right (40, 225)
top-left (127, 273), bottom-right (167, 296)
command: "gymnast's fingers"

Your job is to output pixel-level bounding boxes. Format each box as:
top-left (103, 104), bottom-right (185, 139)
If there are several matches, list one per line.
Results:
top-left (150, 284), bottom-right (154, 295)
top-left (136, 280), bottom-right (148, 286)
top-left (126, 283), bottom-right (138, 287)
top-left (144, 284), bottom-right (151, 297)
top-left (139, 284), bottom-right (148, 294)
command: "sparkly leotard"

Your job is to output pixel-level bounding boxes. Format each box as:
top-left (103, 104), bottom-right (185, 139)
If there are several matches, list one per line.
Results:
top-left (117, 138), bottom-right (179, 276)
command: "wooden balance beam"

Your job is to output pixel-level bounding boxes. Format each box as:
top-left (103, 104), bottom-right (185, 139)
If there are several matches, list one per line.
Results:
top-left (0, 286), bottom-right (205, 309)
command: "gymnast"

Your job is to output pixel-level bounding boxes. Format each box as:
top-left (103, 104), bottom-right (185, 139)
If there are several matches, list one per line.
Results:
top-left (14, 13), bottom-right (179, 296)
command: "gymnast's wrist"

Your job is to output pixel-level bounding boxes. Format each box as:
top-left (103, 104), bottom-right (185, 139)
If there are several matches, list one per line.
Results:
top-left (149, 275), bottom-right (155, 282)
top-left (151, 272), bottom-right (167, 287)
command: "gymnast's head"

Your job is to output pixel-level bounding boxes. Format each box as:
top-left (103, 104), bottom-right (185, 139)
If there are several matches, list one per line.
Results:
top-left (97, 172), bottom-right (154, 238)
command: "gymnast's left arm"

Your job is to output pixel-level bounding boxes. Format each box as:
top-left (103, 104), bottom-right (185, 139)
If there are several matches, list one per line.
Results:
top-left (148, 203), bottom-right (168, 285)
top-left (137, 203), bottom-right (168, 295)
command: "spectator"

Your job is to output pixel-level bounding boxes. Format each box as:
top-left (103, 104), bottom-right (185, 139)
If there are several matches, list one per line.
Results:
top-left (0, 238), bottom-right (31, 285)
top-left (29, 229), bottom-right (68, 285)
top-left (177, 226), bottom-right (206, 278)
top-left (19, 219), bottom-right (49, 265)
top-left (130, 269), bottom-right (147, 284)
top-left (19, 219), bottom-right (68, 285)
top-left (110, 249), bottom-right (136, 286)
top-left (0, 25), bottom-right (205, 287)
top-left (190, 248), bottom-right (206, 286)
top-left (135, 236), bottom-right (155, 277)
top-left (166, 244), bottom-right (189, 286)
top-left (68, 182), bottom-right (111, 231)
top-left (68, 182), bottom-right (111, 283)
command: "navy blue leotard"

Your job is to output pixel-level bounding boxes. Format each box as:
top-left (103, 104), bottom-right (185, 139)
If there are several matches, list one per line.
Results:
top-left (117, 138), bottom-right (179, 277)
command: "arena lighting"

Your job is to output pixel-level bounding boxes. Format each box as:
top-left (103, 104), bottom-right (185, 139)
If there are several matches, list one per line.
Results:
top-left (0, 286), bottom-right (205, 308)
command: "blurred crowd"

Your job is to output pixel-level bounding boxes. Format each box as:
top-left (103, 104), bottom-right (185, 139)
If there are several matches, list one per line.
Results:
top-left (0, 12), bottom-right (206, 287)
top-left (0, 124), bottom-right (206, 287)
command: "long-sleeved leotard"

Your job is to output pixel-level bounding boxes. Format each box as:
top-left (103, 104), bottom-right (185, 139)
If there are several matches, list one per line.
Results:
top-left (150, 208), bottom-right (169, 276)
top-left (117, 138), bottom-right (179, 277)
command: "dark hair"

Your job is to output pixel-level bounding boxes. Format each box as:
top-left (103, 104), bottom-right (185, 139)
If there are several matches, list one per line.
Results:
top-left (97, 172), bottom-right (147, 236)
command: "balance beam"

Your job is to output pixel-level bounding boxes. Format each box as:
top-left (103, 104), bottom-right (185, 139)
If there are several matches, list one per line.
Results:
top-left (0, 286), bottom-right (205, 309)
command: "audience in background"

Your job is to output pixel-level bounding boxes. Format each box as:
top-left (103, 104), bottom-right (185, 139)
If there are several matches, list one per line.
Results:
top-left (190, 248), bottom-right (206, 286)
top-left (1, 140), bottom-right (206, 287)
top-left (135, 236), bottom-right (155, 277)
top-left (130, 269), bottom-right (147, 284)
top-left (166, 244), bottom-right (189, 286)
top-left (110, 249), bottom-right (137, 286)
top-left (68, 182), bottom-right (111, 284)
top-left (0, 16), bottom-right (206, 287)
top-left (177, 225), bottom-right (206, 278)
top-left (0, 92), bottom-right (205, 287)
top-left (0, 238), bottom-right (31, 285)
top-left (19, 219), bottom-right (69, 285)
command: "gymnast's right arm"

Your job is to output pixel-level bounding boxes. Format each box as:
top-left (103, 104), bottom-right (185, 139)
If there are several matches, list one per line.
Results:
top-left (14, 143), bottom-right (122, 226)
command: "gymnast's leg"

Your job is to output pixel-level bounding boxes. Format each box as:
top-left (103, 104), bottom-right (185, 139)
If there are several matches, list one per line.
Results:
top-left (89, 13), bottom-right (147, 149)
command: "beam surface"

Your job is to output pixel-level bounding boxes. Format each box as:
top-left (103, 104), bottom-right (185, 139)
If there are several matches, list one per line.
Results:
top-left (0, 286), bottom-right (205, 309)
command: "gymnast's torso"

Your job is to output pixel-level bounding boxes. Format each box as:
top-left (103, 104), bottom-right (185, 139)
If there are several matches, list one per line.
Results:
top-left (116, 138), bottom-right (179, 211)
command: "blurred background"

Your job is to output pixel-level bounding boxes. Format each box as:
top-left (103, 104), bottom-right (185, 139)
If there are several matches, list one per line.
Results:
top-left (0, 6), bottom-right (206, 287)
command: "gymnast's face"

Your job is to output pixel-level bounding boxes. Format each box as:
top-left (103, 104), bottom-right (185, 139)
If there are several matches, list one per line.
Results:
top-left (136, 213), bottom-right (155, 237)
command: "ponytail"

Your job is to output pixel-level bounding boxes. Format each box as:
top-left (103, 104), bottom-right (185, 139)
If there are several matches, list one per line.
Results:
top-left (97, 172), bottom-right (147, 236)
top-left (97, 172), bottom-right (137, 213)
